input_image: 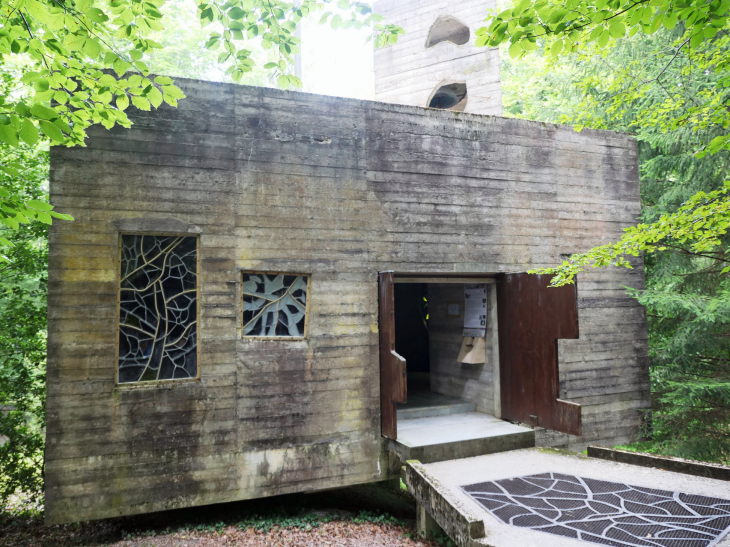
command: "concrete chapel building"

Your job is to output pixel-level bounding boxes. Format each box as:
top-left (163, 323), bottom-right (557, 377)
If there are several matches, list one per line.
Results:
top-left (45, 0), bottom-right (649, 525)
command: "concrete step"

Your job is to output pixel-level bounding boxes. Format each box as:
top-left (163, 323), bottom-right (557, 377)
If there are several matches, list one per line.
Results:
top-left (397, 399), bottom-right (476, 420)
top-left (392, 412), bottom-right (535, 464)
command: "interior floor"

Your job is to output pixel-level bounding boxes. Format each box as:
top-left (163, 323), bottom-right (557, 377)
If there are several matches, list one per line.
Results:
top-left (397, 373), bottom-right (476, 420)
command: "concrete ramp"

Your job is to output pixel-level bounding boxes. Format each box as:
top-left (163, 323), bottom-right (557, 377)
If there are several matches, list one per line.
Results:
top-left (404, 448), bottom-right (730, 547)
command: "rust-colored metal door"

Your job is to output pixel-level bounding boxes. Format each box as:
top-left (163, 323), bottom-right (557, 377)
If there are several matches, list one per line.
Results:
top-left (497, 273), bottom-right (582, 436)
top-left (378, 271), bottom-right (407, 439)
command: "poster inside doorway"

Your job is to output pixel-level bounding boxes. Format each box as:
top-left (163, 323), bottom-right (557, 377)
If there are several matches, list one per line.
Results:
top-left (463, 284), bottom-right (487, 337)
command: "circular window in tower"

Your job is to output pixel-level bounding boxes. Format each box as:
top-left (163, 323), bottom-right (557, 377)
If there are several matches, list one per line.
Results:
top-left (425, 16), bottom-right (470, 48)
top-left (427, 82), bottom-right (468, 111)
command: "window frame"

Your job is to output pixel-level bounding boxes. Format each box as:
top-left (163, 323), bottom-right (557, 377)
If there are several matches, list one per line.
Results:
top-left (115, 232), bottom-right (202, 387)
top-left (241, 271), bottom-right (312, 341)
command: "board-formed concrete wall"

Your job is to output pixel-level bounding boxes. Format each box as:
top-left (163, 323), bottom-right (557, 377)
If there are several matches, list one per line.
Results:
top-left (374, 0), bottom-right (503, 115)
top-left (46, 80), bottom-right (648, 524)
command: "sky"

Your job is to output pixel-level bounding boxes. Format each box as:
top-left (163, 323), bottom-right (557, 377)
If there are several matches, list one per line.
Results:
top-left (300, 14), bottom-right (376, 100)
top-left (148, 0), bottom-right (381, 99)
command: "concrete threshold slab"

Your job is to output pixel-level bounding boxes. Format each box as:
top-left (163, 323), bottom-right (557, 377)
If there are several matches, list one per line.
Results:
top-left (398, 399), bottom-right (476, 420)
top-left (393, 412), bottom-right (535, 464)
top-left (405, 448), bottom-right (730, 547)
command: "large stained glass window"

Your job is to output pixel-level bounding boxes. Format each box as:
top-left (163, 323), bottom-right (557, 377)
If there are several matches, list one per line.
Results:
top-left (117, 235), bottom-right (199, 384)
top-left (242, 273), bottom-right (310, 338)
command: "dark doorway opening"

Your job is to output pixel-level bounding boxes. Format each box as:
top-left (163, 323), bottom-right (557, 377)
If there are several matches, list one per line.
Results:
top-left (394, 283), bottom-right (430, 396)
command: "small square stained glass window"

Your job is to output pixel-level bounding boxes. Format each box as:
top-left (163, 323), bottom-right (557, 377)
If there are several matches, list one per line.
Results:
top-left (242, 273), bottom-right (310, 338)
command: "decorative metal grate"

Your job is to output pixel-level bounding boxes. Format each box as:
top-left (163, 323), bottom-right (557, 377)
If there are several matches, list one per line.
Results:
top-left (242, 273), bottom-right (309, 338)
top-left (463, 472), bottom-right (730, 547)
top-left (118, 235), bottom-right (198, 383)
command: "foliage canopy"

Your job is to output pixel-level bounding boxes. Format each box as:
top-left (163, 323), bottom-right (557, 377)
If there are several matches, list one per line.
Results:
top-left (479, 0), bottom-right (730, 285)
top-left (496, 6), bottom-right (730, 461)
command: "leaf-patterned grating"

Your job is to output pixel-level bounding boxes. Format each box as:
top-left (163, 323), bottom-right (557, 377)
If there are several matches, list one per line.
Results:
top-left (463, 472), bottom-right (730, 547)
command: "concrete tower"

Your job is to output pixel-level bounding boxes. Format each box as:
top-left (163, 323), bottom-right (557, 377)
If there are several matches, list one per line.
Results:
top-left (374, 0), bottom-right (502, 116)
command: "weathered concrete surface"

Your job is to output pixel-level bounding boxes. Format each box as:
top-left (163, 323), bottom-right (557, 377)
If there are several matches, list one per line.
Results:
top-left (406, 461), bottom-right (486, 546)
top-left (374, 0), bottom-right (503, 116)
top-left (412, 448), bottom-right (730, 547)
top-left (394, 412), bottom-right (535, 464)
top-left (589, 445), bottom-right (730, 481)
top-left (47, 80), bottom-right (647, 523)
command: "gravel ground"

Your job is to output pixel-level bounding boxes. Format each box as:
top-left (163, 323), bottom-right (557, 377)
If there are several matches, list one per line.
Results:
top-left (1, 517), bottom-right (444, 547)
top-left (109, 521), bottom-right (440, 546)
top-left (0, 484), bottom-right (451, 547)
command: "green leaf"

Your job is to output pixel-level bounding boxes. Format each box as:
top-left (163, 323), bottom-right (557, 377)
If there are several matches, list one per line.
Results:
top-left (26, 0), bottom-right (49, 23)
top-left (35, 211), bottom-right (52, 224)
top-left (39, 120), bottom-right (64, 142)
top-left (598, 28), bottom-right (610, 47)
top-left (83, 38), bottom-right (101, 58)
top-left (53, 118), bottom-right (72, 134)
top-left (548, 8), bottom-right (569, 23)
top-left (550, 40), bottom-right (563, 56)
top-left (131, 96), bottom-right (151, 111)
top-left (19, 119), bottom-right (38, 145)
top-left (277, 74), bottom-right (290, 89)
top-left (64, 34), bottom-right (85, 51)
top-left (29, 104), bottom-right (58, 121)
top-left (20, 72), bottom-right (41, 84)
top-left (34, 79), bottom-right (50, 92)
top-left (663, 12), bottom-right (679, 29)
top-left (690, 30), bottom-right (704, 48)
top-left (85, 8), bottom-right (109, 23)
top-left (609, 22), bottom-right (625, 38)
top-left (116, 93), bottom-right (130, 111)
top-left (161, 85), bottom-right (185, 100)
top-left (145, 86), bottom-right (163, 108)
top-left (509, 41), bottom-right (523, 59)
top-left (228, 7), bottom-right (246, 19)
top-left (0, 125), bottom-right (19, 147)
top-left (154, 76), bottom-right (174, 85)
top-left (113, 57), bottom-right (131, 76)
top-left (49, 211), bottom-right (74, 220)
top-left (27, 199), bottom-right (53, 211)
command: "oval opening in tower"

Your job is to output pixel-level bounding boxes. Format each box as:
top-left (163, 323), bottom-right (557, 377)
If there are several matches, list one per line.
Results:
top-left (427, 82), bottom-right (467, 112)
top-left (425, 15), bottom-right (470, 48)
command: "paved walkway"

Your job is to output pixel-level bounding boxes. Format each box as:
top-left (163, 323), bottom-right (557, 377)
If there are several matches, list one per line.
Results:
top-left (415, 448), bottom-right (730, 547)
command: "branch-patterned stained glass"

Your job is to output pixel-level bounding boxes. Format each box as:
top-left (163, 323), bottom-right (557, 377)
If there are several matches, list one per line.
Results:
top-left (118, 235), bottom-right (198, 383)
top-left (242, 273), bottom-right (309, 337)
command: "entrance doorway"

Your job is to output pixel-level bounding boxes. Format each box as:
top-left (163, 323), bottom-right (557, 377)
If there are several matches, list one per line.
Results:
top-left (378, 271), bottom-right (582, 463)
top-left (394, 280), bottom-right (498, 422)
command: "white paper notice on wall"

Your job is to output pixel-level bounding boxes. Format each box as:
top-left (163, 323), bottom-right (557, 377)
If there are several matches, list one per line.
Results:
top-left (448, 303), bottom-right (460, 316)
top-left (463, 283), bottom-right (487, 337)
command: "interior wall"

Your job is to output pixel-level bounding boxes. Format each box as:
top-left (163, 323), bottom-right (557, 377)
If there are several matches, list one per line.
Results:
top-left (427, 283), bottom-right (498, 414)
